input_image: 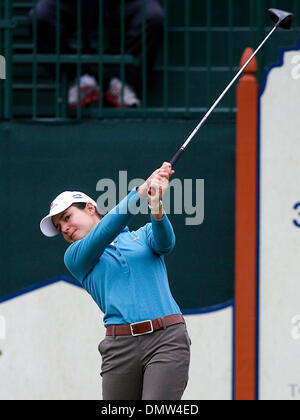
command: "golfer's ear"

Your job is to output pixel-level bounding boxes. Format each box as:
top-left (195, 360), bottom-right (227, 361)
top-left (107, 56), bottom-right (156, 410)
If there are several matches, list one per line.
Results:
top-left (86, 202), bottom-right (96, 214)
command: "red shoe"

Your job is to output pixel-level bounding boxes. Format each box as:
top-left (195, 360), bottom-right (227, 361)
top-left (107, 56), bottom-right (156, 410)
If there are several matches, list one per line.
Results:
top-left (105, 78), bottom-right (141, 108)
top-left (68, 74), bottom-right (100, 109)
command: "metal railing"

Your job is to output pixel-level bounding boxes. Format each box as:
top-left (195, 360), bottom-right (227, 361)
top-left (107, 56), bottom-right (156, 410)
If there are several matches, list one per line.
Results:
top-left (0, 0), bottom-right (299, 121)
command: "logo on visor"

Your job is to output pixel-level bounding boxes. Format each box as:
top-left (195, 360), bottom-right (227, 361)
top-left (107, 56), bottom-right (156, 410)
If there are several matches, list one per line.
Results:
top-left (50, 202), bottom-right (58, 211)
top-left (72, 194), bottom-right (84, 199)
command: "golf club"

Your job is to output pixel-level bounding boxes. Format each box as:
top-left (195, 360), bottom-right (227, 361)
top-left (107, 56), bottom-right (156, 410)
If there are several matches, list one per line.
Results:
top-left (150, 7), bottom-right (294, 192)
top-left (169, 8), bottom-right (294, 167)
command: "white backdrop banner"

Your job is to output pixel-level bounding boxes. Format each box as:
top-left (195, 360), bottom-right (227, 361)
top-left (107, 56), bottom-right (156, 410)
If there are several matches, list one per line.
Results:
top-left (259, 40), bottom-right (300, 400)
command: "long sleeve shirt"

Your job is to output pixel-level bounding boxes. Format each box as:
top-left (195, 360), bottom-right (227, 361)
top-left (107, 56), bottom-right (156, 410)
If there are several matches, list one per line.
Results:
top-left (64, 188), bottom-right (181, 326)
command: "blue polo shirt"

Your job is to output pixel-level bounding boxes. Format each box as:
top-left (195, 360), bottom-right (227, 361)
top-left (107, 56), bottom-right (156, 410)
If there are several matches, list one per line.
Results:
top-left (64, 188), bottom-right (181, 326)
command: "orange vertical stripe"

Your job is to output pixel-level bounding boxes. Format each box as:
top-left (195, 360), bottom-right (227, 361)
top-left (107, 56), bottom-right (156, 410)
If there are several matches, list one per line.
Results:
top-left (234, 48), bottom-right (258, 400)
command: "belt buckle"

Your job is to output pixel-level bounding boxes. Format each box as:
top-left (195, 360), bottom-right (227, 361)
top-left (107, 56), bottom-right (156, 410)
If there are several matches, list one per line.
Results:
top-left (130, 320), bottom-right (154, 336)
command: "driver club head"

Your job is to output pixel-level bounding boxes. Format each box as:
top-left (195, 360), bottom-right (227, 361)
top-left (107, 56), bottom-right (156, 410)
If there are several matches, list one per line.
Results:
top-left (268, 8), bottom-right (295, 30)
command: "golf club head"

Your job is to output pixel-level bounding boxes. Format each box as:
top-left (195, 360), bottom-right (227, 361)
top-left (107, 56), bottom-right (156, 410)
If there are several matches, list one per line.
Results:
top-left (268, 8), bottom-right (294, 30)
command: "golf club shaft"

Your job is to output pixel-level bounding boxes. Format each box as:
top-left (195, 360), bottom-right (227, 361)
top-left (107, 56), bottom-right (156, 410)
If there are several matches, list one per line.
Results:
top-left (149, 17), bottom-right (285, 196)
top-left (169, 23), bottom-right (279, 167)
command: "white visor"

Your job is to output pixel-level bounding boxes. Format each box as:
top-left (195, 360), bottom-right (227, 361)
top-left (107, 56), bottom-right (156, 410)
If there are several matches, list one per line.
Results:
top-left (40, 191), bottom-right (97, 237)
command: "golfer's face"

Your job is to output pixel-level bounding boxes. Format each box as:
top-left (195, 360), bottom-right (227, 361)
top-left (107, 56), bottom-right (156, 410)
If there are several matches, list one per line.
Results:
top-left (52, 206), bottom-right (95, 243)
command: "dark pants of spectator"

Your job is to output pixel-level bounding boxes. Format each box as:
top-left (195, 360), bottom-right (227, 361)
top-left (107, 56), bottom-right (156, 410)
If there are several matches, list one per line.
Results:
top-left (28, 0), bottom-right (164, 94)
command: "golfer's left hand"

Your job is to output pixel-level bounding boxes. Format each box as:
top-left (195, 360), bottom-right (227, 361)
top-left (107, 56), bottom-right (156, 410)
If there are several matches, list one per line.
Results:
top-left (155, 162), bottom-right (175, 181)
top-left (147, 162), bottom-right (174, 206)
top-left (137, 162), bottom-right (174, 198)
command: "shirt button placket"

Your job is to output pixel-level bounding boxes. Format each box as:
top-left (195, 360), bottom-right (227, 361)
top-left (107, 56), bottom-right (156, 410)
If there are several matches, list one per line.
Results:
top-left (120, 255), bottom-right (129, 273)
top-left (115, 245), bottom-right (129, 272)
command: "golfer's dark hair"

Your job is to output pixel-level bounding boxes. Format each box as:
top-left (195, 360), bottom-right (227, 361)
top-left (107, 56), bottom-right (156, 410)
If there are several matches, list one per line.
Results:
top-left (72, 202), bottom-right (105, 220)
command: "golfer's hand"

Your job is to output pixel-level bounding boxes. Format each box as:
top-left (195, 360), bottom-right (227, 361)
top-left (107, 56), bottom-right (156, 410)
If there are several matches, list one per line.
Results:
top-left (137, 162), bottom-right (175, 198)
top-left (148, 162), bottom-right (174, 203)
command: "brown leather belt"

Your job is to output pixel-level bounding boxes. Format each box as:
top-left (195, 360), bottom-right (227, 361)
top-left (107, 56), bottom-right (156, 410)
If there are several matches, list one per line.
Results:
top-left (106, 314), bottom-right (184, 337)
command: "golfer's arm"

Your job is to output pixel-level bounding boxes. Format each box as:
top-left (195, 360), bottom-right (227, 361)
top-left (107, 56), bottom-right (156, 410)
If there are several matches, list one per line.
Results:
top-left (65, 188), bottom-right (142, 280)
top-left (150, 207), bottom-right (164, 220)
top-left (148, 213), bottom-right (176, 255)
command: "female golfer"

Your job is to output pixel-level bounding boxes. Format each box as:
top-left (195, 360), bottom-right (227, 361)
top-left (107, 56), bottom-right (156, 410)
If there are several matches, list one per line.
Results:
top-left (40, 162), bottom-right (191, 400)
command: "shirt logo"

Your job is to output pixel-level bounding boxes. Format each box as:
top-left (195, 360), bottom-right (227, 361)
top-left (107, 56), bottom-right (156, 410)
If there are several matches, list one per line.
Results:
top-left (132, 237), bottom-right (140, 242)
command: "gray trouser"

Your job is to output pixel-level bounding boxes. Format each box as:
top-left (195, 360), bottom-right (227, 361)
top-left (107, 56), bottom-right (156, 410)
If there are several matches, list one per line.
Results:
top-left (98, 323), bottom-right (191, 400)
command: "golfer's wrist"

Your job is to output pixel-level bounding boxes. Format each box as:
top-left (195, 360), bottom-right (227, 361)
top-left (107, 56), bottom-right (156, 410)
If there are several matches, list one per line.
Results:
top-left (137, 183), bottom-right (148, 197)
top-left (148, 198), bottom-right (163, 213)
top-left (150, 204), bottom-right (164, 219)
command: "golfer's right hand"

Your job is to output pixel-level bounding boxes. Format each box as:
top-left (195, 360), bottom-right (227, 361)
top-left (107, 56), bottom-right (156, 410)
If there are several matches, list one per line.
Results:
top-left (137, 162), bottom-right (175, 198)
